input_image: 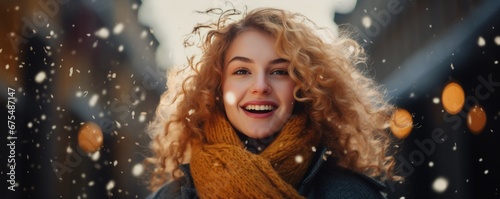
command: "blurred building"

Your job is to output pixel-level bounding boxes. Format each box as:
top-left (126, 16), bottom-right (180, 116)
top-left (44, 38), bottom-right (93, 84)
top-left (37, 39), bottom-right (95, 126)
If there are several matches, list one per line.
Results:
top-left (1, 0), bottom-right (160, 198)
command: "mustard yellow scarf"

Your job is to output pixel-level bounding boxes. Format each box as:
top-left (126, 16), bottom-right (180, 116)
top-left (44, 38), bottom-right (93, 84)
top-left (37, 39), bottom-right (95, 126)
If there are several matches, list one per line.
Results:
top-left (190, 113), bottom-right (319, 198)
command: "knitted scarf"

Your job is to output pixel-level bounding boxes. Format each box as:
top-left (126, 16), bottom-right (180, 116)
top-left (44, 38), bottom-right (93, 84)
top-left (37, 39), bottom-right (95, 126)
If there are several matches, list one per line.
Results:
top-left (190, 113), bottom-right (319, 198)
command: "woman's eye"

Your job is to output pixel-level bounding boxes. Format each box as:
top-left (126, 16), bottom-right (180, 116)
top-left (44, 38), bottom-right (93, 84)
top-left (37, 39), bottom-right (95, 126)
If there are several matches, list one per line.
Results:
top-left (271, 70), bottom-right (289, 75)
top-left (234, 69), bottom-right (250, 75)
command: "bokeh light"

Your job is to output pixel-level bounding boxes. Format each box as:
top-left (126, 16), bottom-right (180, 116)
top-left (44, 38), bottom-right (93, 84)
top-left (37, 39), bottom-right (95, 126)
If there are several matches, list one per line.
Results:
top-left (224, 92), bottom-right (236, 105)
top-left (432, 177), bottom-right (449, 193)
top-left (477, 36), bottom-right (486, 47)
top-left (441, 82), bottom-right (465, 115)
top-left (495, 35), bottom-right (500, 46)
top-left (390, 108), bottom-right (413, 139)
top-left (78, 122), bottom-right (104, 153)
top-left (467, 105), bottom-right (487, 134)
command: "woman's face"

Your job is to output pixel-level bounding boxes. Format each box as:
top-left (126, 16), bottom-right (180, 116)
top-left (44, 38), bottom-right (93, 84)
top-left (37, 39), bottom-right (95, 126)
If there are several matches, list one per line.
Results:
top-left (222, 29), bottom-right (296, 138)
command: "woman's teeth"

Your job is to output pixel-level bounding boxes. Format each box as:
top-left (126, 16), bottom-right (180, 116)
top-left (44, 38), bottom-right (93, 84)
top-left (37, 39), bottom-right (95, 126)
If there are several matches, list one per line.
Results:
top-left (244, 105), bottom-right (276, 112)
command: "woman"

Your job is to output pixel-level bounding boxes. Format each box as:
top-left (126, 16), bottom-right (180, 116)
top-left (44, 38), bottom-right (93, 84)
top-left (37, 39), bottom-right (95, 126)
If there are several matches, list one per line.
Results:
top-left (146, 8), bottom-right (400, 198)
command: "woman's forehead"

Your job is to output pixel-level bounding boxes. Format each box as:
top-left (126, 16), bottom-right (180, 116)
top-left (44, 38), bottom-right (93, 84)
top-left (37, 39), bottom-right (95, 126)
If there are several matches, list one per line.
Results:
top-left (224, 30), bottom-right (278, 63)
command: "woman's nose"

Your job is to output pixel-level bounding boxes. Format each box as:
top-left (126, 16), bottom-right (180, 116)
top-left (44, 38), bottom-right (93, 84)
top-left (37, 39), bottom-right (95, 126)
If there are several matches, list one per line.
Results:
top-left (251, 73), bottom-right (271, 95)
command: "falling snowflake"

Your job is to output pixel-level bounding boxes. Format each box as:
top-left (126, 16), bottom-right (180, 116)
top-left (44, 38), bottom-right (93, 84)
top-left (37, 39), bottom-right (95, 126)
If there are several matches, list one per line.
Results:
top-left (362, 16), bottom-right (372, 28)
top-left (140, 30), bottom-right (148, 39)
top-left (432, 97), bottom-right (440, 104)
top-left (89, 94), bottom-right (99, 107)
top-left (113, 23), bottom-right (124, 35)
top-left (95, 27), bottom-right (110, 39)
top-left (91, 151), bottom-right (100, 161)
top-left (132, 163), bottom-right (144, 177)
top-left (494, 36), bottom-right (500, 46)
top-left (118, 45), bottom-right (124, 52)
top-left (66, 146), bottom-right (73, 154)
top-left (295, 155), bottom-right (303, 163)
top-left (35, 71), bottom-right (47, 83)
top-left (432, 177), bottom-right (448, 193)
top-left (138, 112), bottom-right (147, 123)
top-left (106, 180), bottom-right (115, 191)
top-left (477, 36), bottom-right (486, 47)
top-left (132, 3), bottom-right (139, 10)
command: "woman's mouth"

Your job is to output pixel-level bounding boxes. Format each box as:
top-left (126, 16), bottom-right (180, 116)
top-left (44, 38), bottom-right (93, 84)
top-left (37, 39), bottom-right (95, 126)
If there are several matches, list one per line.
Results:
top-left (243, 105), bottom-right (277, 114)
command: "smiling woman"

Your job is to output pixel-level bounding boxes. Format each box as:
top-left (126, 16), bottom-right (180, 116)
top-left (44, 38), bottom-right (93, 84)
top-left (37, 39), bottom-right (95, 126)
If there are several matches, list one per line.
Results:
top-left (145, 8), bottom-right (401, 199)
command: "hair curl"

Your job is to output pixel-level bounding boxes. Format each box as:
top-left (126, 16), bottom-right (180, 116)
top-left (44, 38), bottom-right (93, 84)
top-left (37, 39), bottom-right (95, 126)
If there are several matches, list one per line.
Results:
top-left (145, 7), bottom-right (401, 191)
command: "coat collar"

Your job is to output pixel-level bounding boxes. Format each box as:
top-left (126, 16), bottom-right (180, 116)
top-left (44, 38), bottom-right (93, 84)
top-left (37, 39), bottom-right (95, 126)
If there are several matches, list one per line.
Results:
top-left (297, 147), bottom-right (329, 194)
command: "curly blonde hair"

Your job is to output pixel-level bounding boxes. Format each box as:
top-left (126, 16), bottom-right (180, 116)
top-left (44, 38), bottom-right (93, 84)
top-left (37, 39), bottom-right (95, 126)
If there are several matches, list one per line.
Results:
top-left (145, 7), bottom-right (400, 191)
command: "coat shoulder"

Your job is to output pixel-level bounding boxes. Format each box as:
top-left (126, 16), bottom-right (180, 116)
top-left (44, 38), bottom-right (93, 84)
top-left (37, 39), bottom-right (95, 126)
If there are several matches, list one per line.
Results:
top-left (146, 180), bottom-right (183, 199)
top-left (307, 166), bottom-right (387, 199)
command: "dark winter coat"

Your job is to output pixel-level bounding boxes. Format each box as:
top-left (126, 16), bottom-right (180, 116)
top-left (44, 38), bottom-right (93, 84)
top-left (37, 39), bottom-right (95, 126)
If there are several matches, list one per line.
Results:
top-left (147, 148), bottom-right (387, 199)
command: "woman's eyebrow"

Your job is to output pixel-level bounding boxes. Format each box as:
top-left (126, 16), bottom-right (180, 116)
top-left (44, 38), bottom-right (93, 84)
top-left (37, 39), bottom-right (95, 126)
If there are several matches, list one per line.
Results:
top-left (227, 56), bottom-right (253, 65)
top-left (227, 57), bottom-right (288, 65)
top-left (269, 58), bottom-right (289, 65)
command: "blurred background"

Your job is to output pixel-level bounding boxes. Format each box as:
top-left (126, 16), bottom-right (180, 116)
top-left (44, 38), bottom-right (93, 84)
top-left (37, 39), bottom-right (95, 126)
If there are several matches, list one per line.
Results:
top-left (1, 0), bottom-right (499, 198)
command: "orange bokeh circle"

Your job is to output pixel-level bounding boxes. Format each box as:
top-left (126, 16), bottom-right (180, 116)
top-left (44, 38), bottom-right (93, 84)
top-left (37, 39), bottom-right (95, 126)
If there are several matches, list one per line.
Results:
top-left (467, 105), bottom-right (487, 134)
top-left (441, 82), bottom-right (465, 115)
top-left (390, 108), bottom-right (413, 139)
top-left (78, 122), bottom-right (104, 153)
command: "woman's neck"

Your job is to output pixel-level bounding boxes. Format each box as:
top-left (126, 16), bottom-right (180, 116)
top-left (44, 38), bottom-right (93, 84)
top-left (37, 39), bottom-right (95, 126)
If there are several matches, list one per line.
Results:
top-left (236, 131), bottom-right (279, 154)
